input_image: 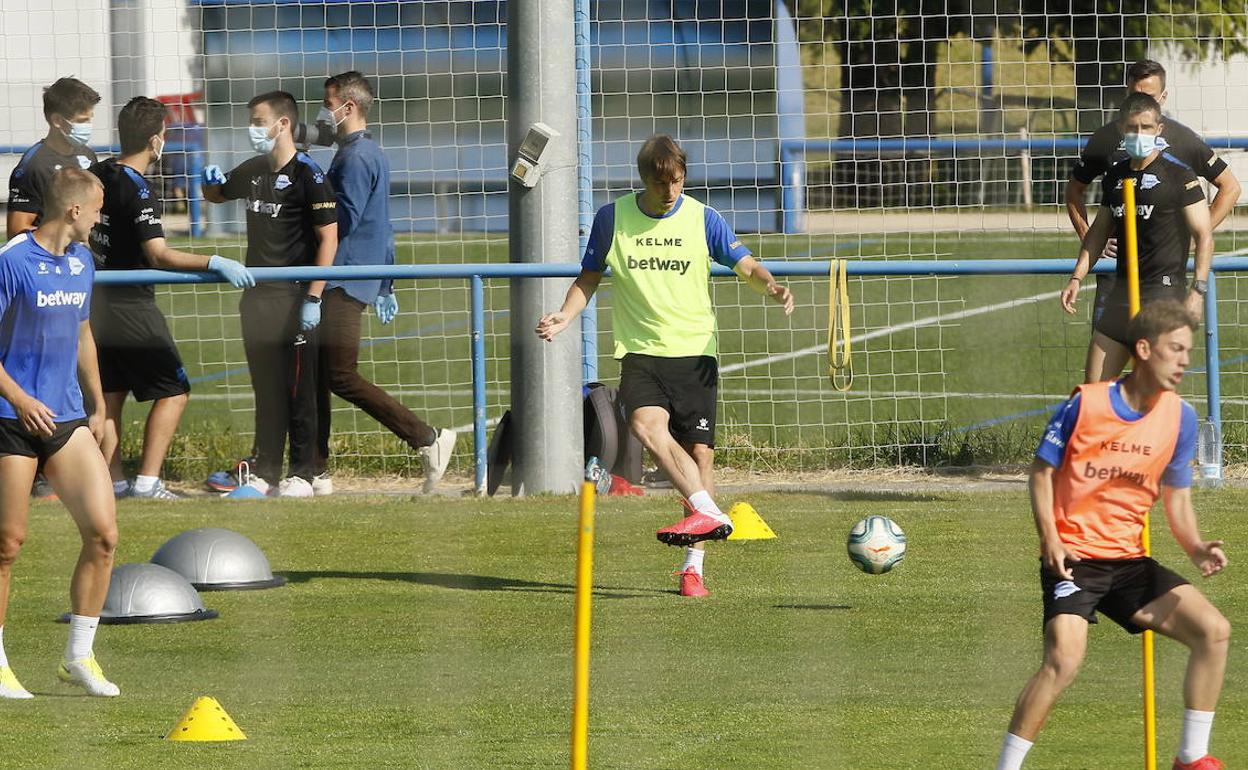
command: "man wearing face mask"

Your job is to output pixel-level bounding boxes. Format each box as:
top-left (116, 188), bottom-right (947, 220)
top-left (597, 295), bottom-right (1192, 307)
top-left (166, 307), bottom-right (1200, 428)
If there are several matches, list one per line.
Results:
top-left (1064, 60), bottom-right (1240, 382)
top-left (310, 71), bottom-right (456, 496)
top-left (88, 97), bottom-right (255, 500)
top-left (7, 78), bottom-right (101, 240)
top-left (202, 91), bottom-right (338, 497)
top-left (1060, 93), bottom-right (1214, 382)
top-left (7, 77), bottom-right (101, 502)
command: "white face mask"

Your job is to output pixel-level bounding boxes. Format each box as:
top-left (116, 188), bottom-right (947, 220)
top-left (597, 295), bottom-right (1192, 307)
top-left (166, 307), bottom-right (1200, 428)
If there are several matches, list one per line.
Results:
top-left (60, 118), bottom-right (93, 148)
top-left (248, 124), bottom-right (276, 154)
top-left (152, 135), bottom-right (165, 162)
top-left (316, 103), bottom-right (349, 128)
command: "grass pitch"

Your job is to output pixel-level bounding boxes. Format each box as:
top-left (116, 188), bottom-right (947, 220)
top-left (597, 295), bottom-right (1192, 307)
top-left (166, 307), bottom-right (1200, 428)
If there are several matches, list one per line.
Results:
top-left (2, 486), bottom-right (1245, 768)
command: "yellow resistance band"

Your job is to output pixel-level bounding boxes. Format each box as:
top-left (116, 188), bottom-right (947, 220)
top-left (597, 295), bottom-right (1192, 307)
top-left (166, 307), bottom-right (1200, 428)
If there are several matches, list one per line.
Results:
top-left (828, 259), bottom-right (853, 392)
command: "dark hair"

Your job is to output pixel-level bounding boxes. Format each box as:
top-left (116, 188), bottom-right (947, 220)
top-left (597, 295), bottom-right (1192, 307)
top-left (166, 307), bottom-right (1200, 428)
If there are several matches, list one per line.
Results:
top-left (324, 71), bottom-right (375, 117)
top-left (44, 167), bottom-right (102, 217)
top-left (118, 97), bottom-right (168, 155)
top-left (636, 134), bottom-right (687, 183)
top-left (1126, 59), bottom-right (1167, 90)
top-left (1127, 299), bottom-right (1198, 350)
top-left (247, 90), bottom-right (299, 124)
top-left (1117, 92), bottom-right (1162, 125)
top-left (42, 77), bottom-right (101, 121)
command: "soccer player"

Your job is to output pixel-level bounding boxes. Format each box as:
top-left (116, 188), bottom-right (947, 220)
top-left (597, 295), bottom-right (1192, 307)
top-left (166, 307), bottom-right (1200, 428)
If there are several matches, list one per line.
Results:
top-left (202, 91), bottom-right (338, 497)
top-left (1064, 60), bottom-right (1240, 382)
top-left (0, 168), bottom-right (122, 698)
top-left (1060, 93), bottom-right (1213, 382)
top-left (995, 300), bottom-right (1229, 770)
top-left (313, 71), bottom-right (456, 495)
top-left (89, 96), bottom-right (255, 499)
top-left (7, 77), bottom-right (101, 501)
top-left (535, 135), bottom-right (793, 597)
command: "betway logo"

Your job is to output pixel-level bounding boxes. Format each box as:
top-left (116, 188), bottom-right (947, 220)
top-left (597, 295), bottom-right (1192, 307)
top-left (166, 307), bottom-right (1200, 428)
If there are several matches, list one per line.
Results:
top-left (36, 290), bottom-right (88, 308)
top-left (1111, 204), bottom-right (1155, 220)
top-left (248, 199), bottom-right (283, 218)
top-left (626, 255), bottom-right (691, 275)
top-left (1082, 461), bottom-right (1148, 486)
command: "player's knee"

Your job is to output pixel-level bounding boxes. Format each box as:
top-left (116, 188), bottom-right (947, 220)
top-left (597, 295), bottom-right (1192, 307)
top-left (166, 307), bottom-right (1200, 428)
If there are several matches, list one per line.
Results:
top-left (0, 530), bottom-right (26, 565)
top-left (86, 526), bottom-right (119, 560)
top-left (327, 368), bottom-right (362, 396)
top-left (1043, 649), bottom-right (1084, 688)
top-left (689, 444), bottom-right (714, 469)
top-left (1198, 611), bottom-right (1231, 647)
top-left (629, 417), bottom-right (662, 449)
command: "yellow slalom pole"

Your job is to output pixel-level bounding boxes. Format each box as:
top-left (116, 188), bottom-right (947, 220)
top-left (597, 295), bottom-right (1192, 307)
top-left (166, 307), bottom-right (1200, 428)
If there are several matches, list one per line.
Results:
top-left (1123, 176), bottom-right (1156, 770)
top-left (570, 460), bottom-right (598, 770)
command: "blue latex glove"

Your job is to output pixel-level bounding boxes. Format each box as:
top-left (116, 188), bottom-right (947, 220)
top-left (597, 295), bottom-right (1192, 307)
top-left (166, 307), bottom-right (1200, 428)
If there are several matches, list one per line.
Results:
top-left (373, 293), bottom-right (398, 325)
top-left (208, 255), bottom-right (256, 289)
top-left (202, 164), bottom-right (227, 186)
top-left (300, 298), bottom-right (321, 331)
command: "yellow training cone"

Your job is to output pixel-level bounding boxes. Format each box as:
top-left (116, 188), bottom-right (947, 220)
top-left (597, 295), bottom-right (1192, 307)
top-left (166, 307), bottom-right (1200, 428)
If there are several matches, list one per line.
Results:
top-left (726, 502), bottom-right (776, 540)
top-left (165, 696), bottom-right (247, 742)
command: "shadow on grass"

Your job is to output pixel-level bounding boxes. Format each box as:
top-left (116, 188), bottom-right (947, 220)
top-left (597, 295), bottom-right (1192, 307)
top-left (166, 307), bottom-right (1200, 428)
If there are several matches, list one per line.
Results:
top-left (277, 570), bottom-right (666, 600)
top-left (770, 489), bottom-right (963, 503)
top-left (772, 604), bottom-right (853, 611)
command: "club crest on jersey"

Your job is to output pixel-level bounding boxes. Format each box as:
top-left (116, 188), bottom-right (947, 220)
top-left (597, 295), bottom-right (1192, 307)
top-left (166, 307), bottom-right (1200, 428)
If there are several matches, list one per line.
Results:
top-left (274, 174), bottom-right (292, 191)
top-left (77, 156), bottom-right (90, 169)
top-left (1140, 173), bottom-right (1161, 190)
top-left (67, 256), bottom-right (85, 276)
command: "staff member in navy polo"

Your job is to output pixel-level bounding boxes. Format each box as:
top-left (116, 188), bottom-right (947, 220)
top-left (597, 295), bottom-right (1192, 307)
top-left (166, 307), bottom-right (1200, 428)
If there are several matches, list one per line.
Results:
top-left (312, 71), bottom-right (456, 495)
top-left (202, 91), bottom-right (338, 497)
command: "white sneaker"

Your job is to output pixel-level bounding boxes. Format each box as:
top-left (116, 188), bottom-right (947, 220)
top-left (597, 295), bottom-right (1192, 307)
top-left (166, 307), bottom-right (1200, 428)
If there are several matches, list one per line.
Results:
top-left (57, 653), bottom-right (120, 697)
top-left (131, 480), bottom-right (182, 500)
top-left (277, 476), bottom-right (314, 498)
top-left (311, 473), bottom-right (333, 496)
top-left (0, 665), bottom-right (33, 699)
top-left (420, 428), bottom-right (457, 493)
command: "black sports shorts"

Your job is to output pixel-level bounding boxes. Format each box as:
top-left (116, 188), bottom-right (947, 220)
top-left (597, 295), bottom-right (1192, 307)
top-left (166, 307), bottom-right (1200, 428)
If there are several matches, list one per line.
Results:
top-left (1040, 557), bottom-right (1189, 634)
top-left (0, 417), bottom-right (90, 461)
top-left (92, 299), bottom-right (191, 401)
top-left (1093, 283), bottom-right (1187, 348)
top-left (618, 353), bottom-right (718, 448)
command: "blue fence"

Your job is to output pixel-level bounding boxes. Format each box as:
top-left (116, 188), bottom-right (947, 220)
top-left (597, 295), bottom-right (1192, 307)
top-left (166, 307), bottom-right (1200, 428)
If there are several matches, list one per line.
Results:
top-left (98, 256), bottom-right (1235, 492)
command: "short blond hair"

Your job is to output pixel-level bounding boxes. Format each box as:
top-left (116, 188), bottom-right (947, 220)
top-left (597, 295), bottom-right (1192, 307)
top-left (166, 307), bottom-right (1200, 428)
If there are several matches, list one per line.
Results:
top-left (44, 167), bottom-right (102, 218)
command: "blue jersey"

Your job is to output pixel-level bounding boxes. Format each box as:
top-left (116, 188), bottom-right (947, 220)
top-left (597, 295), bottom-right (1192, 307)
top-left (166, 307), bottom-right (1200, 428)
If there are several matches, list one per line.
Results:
top-left (0, 232), bottom-right (94, 421)
top-left (1035, 379), bottom-right (1198, 488)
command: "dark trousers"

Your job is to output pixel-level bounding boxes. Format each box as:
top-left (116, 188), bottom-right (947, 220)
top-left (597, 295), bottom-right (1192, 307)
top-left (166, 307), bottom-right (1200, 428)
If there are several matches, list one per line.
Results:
top-left (315, 288), bottom-right (436, 472)
top-left (240, 285), bottom-right (319, 483)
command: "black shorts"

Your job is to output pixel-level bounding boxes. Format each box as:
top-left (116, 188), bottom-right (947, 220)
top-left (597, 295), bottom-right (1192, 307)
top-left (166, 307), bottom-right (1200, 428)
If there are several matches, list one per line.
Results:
top-left (1092, 283), bottom-right (1187, 348)
top-left (0, 418), bottom-right (90, 461)
top-left (618, 353), bottom-right (718, 447)
top-left (1040, 557), bottom-right (1189, 634)
top-left (91, 299), bottom-right (191, 401)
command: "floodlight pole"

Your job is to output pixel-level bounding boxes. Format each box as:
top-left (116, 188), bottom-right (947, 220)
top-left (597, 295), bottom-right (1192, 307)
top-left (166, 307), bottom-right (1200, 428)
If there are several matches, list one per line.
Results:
top-left (507, 0), bottom-right (583, 495)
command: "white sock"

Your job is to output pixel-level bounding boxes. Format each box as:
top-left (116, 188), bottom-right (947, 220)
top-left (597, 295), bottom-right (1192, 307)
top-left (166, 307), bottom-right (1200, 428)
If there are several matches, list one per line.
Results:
top-left (65, 615), bottom-right (99, 662)
top-left (0, 626), bottom-right (7, 667)
top-left (996, 733), bottom-right (1033, 770)
top-left (681, 547), bottom-right (705, 575)
top-left (112, 480), bottom-right (130, 495)
top-left (687, 490), bottom-right (727, 522)
top-left (132, 475), bottom-right (158, 493)
top-left (1178, 709), bottom-right (1215, 763)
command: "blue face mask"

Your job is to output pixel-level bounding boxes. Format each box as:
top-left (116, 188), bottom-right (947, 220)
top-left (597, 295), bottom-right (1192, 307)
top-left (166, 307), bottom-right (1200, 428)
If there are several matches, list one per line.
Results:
top-left (60, 119), bottom-right (93, 148)
top-left (1122, 132), bottom-right (1158, 159)
top-left (248, 125), bottom-right (276, 154)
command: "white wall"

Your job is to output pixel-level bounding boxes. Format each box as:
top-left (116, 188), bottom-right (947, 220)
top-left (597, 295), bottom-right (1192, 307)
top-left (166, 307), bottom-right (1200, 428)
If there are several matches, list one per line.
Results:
top-left (1156, 49), bottom-right (1248, 204)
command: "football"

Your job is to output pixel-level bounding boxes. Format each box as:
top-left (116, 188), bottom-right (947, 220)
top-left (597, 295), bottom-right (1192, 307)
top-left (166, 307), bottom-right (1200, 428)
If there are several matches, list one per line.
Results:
top-left (846, 516), bottom-right (907, 574)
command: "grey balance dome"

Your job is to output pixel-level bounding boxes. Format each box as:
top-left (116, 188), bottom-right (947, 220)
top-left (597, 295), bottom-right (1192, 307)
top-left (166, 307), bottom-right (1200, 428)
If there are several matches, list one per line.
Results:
top-left (151, 528), bottom-right (286, 591)
top-left (60, 563), bottom-right (218, 625)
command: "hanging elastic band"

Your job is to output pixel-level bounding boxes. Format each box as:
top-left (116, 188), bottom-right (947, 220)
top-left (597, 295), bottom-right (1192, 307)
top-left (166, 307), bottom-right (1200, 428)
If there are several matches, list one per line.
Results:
top-left (828, 259), bottom-right (853, 392)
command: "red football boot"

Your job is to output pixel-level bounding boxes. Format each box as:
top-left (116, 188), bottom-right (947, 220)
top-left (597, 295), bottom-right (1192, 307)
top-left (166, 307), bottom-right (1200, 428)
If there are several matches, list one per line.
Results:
top-left (677, 567), bottom-right (710, 597)
top-left (657, 504), bottom-right (733, 546)
top-left (1173, 756), bottom-right (1225, 770)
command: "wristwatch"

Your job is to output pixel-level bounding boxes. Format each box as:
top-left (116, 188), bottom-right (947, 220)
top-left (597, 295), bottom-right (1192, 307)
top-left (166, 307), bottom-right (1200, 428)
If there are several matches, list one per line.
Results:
top-left (1193, 280), bottom-right (1209, 296)
top-left (305, 295), bottom-right (322, 304)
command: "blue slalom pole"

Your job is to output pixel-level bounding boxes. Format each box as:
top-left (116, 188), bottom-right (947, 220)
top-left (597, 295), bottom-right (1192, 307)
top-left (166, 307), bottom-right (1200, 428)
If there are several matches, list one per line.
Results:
top-left (470, 275), bottom-right (488, 495)
top-left (575, 0), bottom-right (598, 384)
top-left (1205, 272), bottom-right (1222, 432)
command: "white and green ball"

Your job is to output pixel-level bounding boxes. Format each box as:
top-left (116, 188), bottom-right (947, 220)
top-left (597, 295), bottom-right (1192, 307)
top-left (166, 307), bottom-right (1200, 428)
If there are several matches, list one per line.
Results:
top-left (846, 516), bottom-right (907, 574)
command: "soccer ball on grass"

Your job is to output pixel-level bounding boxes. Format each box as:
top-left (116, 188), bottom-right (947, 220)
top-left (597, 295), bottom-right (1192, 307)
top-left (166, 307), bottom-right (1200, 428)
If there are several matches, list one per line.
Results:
top-left (846, 516), bottom-right (907, 574)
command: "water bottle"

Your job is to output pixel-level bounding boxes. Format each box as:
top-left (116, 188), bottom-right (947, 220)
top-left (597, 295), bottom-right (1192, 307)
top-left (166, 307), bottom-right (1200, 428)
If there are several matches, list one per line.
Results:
top-left (1197, 418), bottom-right (1223, 488)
